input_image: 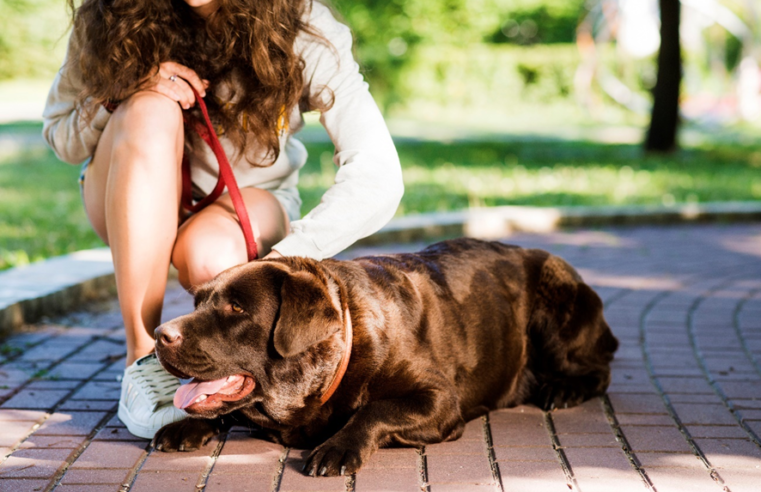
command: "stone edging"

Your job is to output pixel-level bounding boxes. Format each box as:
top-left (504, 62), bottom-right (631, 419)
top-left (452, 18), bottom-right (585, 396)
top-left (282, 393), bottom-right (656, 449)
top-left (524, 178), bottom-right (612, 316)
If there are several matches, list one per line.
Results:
top-left (2, 201), bottom-right (761, 335)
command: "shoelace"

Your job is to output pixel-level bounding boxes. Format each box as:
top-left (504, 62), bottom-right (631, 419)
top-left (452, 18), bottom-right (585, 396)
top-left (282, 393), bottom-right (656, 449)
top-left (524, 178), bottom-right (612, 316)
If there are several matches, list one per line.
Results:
top-left (131, 357), bottom-right (181, 410)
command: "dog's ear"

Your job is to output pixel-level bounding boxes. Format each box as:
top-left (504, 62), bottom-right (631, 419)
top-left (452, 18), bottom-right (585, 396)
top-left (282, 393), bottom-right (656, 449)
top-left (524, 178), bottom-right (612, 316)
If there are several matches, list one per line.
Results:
top-left (273, 270), bottom-right (342, 358)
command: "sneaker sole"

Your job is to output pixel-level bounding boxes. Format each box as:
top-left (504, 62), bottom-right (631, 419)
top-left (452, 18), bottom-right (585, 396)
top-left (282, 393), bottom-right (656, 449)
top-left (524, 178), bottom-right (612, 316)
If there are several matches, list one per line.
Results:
top-left (118, 400), bottom-right (160, 439)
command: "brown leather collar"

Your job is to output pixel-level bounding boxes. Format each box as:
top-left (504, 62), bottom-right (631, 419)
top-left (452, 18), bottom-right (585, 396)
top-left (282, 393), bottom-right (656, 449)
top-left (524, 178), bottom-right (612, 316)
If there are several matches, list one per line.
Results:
top-left (319, 306), bottom-right (352, 405)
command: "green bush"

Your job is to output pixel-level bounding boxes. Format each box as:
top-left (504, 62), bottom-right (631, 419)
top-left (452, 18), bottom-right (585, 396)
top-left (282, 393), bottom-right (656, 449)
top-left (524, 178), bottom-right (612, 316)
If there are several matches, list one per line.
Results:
top-left (488, 0), bottom-right (586, 45)
top-left (400, 44), bottom-right (580, 110)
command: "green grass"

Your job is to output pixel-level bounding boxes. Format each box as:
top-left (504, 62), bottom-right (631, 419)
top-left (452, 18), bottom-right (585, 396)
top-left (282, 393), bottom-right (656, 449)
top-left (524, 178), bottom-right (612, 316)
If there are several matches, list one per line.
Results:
top-left (299, 138), bottom-right (761, 215)
top-left (0, 146), bottom-right (102, 270)
top-left (2, 122), bottom-right (761, 270)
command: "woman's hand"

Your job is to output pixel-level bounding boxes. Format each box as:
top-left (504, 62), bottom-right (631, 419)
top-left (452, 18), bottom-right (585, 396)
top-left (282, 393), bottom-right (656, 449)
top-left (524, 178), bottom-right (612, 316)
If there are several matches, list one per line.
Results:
top-left (147, 61), bottom-right (209, 110)
top-left (263, 250), bottom-right (283, 260)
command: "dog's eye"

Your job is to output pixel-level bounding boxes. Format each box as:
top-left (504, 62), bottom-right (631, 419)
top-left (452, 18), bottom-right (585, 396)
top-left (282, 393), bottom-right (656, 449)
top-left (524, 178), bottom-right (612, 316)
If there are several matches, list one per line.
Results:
top-left (230, 302), bottom-right (244, 313)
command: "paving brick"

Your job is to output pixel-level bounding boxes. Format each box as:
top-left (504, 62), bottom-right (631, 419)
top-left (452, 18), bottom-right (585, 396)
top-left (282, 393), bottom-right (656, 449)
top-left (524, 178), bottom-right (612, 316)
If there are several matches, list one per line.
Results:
top-left (92, 427), bottom-right (145, 441)
top-left (19, 342), bottom-right (82, 362)
top-left (694, 438), bottom-right (761, 469)
top-left (489, 421), bottom-right (550, 448)
top-left (354, 448), bottom-right (418, 470)
top-left (0, 447), bottom-right (72, 478)
top-left (0, 420), bottom-right (37, 447)
top-left (141, 438), bottom-right (218, 471)
top-left (68, 341), bottom-right (126, 363)
top-left (58, 400), bottom-right (117, 411)
top-left (635, 452), bottom-right (703, 468)
top-left (667, 393), bottom-right (721, 404)
top-left (738, 408), bottom-right (761, 420)
top-left (60, 467), bottom-right (130, 485)
top-left (213, 435), bottom-right (282, 475)
top-left (204, 474), bottom-right (273, 492)
top-left (714, 468), bottom-right (761, 492)
top-left (718, 381), bottom-right (761, 399)
top-left (425, 454), bottom-right (494, 484)
top-left (131, 470), bottom-right (199, 492)
top-left (279, 450), bottom-right (347, 491)
top-left (0, 409), bottom-right (45, 421)
top-left (19, 435), bottom-right (85, 449)
top-left (426, 440), bottom-right (486, 456)
top-left (557, 433), bottom-right (621, 448)
top-left (615, 413), bottom-right (674, 426)
top-left (734, 398), bottom-right (761, 410)
top-left (498, 460), bottom-right (569, 492)
top-left (575, 479), bottom-right (649, 492)
top-left (0, 478), bottom-right (49, 492)
top-left (70, 440), bottom-right (146, 469)
top-left (104, 415), bottom-right (126, 428)
top-left (1, 389), bottom-right (69, 409)
top-left (608, 393), bottom-right (668, 415)
top-left (551, 412), bottom-right (611, 434)
top-left (48, 363), bottom-right (107, 380)
top-left (36, 411), bottom-right (108, 436)
top-left (69, 381), bottom-right (120, 401)
top-left (492, 446), bottom-right (556, 462)
top-left (460, 418), bottom-right (484, 441)
top-left (671, 403), bottom-right (738, 426)
top-left (624, 426), bottom-right (693, 453)
top-left (657, 377), bottom-right (714, 395)
top-left (56, 485), bottom-right (123, 492)
top-left (643, 466), bottom-right (719, 492)
top-left (685, 425), bottom-right (750, 439)
top-left (563, 446), bottom-right (632, 472)
top-left (428, 484), bottom-right (498, 492)
top-left (26, 380), bottom-right (80, 390)
top-left (354, 466), bottom-right (420, 491)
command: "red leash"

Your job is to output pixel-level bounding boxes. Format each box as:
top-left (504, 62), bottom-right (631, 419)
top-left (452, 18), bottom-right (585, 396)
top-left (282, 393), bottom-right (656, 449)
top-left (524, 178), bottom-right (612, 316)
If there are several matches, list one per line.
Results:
top-left (181, 87), bottom-right (258, 261)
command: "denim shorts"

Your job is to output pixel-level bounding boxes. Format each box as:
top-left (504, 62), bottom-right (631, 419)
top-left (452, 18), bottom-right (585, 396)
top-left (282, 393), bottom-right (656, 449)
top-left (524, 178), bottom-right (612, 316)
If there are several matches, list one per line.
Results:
top-left (78, 158), bottom-right (90, 200)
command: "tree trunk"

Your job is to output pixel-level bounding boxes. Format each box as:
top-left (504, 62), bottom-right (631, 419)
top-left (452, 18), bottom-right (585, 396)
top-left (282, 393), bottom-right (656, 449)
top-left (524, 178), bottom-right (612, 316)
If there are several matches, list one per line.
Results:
top-left (645, 0), bottom-right (682, 152)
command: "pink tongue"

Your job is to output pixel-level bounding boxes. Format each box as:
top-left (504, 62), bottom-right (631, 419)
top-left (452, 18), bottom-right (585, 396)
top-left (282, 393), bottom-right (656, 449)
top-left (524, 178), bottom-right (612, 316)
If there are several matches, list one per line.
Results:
top-left (174, 378), bottom-right (229, 409)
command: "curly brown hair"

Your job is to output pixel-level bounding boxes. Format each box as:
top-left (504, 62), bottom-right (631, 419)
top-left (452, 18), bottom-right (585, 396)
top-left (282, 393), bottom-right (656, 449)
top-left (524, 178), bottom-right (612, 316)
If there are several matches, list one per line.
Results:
top-left (69, 0), bottom-right (333, 165)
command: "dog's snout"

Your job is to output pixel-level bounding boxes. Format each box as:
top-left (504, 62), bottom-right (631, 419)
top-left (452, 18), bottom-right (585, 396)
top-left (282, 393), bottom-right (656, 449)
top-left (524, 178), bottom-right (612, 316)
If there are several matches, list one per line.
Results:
top-left (156, 324), bottom-right (182, 346)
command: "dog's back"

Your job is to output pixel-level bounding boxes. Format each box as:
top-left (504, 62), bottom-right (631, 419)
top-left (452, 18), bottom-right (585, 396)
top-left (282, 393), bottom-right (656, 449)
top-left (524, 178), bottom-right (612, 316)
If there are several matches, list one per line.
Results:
top-left (332, 237), bottom-right (618, 417)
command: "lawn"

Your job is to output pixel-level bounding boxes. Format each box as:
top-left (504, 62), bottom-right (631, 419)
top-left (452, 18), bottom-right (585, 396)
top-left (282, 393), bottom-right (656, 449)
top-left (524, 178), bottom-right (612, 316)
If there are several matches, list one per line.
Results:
top-left (2, 122), bottom-right (761, 270)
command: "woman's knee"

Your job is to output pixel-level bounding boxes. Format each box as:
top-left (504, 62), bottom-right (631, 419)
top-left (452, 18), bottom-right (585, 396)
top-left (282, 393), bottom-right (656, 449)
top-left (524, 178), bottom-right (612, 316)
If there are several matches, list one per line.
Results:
top-left (172, 226), bottom-right (246, 290)
top-left (110, 91), bottom-right (184, 154)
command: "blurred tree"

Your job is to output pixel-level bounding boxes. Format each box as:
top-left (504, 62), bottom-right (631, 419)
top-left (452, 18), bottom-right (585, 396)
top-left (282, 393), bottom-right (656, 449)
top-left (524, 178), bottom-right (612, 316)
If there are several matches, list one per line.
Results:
top-left (645, 0), bottom-right (681, 152)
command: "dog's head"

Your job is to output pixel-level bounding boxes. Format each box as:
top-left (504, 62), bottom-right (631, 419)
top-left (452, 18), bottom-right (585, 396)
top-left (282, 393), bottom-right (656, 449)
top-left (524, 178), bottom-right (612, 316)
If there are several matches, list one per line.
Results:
top-left (154, 258), bottom-right (345, 420)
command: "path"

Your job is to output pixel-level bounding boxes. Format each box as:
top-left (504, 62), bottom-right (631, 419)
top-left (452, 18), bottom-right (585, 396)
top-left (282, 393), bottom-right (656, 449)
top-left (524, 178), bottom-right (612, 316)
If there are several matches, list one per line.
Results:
top-left (1, 223), bottom-right (761, 492)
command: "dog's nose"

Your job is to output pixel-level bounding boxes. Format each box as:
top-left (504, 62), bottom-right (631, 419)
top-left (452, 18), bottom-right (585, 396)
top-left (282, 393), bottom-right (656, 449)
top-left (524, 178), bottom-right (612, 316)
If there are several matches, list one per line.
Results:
top-left (155, 324), bottom-right (182, 346)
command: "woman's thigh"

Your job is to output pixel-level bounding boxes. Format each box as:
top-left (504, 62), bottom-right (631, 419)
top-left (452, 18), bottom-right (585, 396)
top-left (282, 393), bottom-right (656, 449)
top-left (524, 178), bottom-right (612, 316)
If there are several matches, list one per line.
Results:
top-left (82, 91), bottom-right (184, 244)
top-left (172, 187), bottom-right (290, 289)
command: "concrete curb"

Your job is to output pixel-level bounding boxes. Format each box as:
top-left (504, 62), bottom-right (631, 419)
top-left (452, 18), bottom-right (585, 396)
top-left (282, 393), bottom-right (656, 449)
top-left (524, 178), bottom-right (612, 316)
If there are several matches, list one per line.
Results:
top-left (2, 201), bottom-right (761, 335)
top-left (0, 249), bottom-right (115, 338)
top-left (355, 201), bottom-right (761, 245)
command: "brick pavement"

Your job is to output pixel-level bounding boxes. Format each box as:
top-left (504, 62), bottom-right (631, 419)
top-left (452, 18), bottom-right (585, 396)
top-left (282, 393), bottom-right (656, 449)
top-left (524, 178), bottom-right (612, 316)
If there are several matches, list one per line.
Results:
top-left (1, 223), bottom-right (761, 491)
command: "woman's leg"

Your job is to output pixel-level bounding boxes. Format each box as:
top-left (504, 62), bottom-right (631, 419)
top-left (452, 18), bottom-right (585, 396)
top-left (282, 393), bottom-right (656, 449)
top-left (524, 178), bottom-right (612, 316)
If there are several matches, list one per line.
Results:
top-left (172, 188), bottom-right (290, 289)
top-left (83, 91), bottom-right (184, 366)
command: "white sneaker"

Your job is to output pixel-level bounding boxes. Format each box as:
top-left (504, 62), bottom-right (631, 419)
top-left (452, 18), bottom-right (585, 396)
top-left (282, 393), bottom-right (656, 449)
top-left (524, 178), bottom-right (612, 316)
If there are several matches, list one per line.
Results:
top-left (118, 353), bottom-right (187, 439)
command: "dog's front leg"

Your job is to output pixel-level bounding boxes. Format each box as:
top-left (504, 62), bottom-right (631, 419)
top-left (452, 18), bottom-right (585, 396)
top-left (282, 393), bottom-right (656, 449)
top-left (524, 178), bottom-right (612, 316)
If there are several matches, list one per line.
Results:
top-left (153, 416), bottom-right (230, 452)
top-left (304, 387), bottom-right (464, 477)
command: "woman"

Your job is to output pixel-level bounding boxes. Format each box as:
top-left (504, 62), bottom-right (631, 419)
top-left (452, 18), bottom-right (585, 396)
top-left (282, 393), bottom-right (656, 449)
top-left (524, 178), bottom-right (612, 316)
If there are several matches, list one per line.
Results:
top-left (43, 0), bottom-right (403, 439)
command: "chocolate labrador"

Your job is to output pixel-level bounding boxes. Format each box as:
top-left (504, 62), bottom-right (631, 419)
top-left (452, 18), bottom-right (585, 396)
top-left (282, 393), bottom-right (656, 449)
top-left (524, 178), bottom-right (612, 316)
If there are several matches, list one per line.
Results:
top-left (153, 238), bottom-right (618, 476)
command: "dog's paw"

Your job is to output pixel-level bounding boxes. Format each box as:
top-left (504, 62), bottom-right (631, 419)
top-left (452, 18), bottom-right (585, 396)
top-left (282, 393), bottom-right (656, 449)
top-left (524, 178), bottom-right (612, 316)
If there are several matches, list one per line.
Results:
top-left (534, 374), bottom-right (606, 411)
top-left (152, 418), bottom-right (220, 452)
top-left (303, 439), bottom-right (367, 477)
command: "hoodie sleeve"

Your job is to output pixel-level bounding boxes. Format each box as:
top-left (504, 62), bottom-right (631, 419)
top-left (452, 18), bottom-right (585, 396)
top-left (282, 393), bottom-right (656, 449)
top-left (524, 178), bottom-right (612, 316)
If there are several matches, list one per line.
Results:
top-left (42, 26), bottom-right (112, 165)
top-left (271, 2), bottom-right (404, 259)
